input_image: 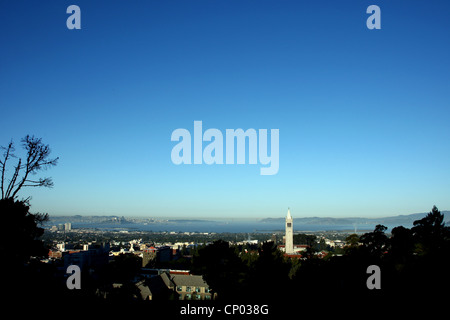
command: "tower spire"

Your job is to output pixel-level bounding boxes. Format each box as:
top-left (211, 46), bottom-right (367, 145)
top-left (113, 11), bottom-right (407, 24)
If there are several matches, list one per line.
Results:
top-left (285, 208), bottom-right (294, 254)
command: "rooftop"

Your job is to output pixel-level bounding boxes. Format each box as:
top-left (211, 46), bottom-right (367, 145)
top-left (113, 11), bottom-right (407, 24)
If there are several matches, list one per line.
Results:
top-left (171, 274), bottom-right (208, 288)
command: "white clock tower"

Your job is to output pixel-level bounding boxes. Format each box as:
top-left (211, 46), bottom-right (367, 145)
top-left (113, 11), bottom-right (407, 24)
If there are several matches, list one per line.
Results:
top-left (285, 208), bottom-right (294, 254)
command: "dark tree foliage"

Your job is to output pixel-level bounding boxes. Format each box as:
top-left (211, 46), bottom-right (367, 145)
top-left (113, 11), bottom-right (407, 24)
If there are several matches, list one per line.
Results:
top-left (344, 233), bottom-right (360, 255)
top-left (0, 198), bottom-right (58, 302)
top-left (192, 240), bottom-right (248, 299)
top-left (0, 198), bottom-right (49, 265)
top-left (412, 205), bottom-right (450, 255)
top-left (247, 241), bottom-right (291, 299)
top-left (106, 253), bottom-right (143, 284)
top-left (347, 206), bottom-right (450, 301)
top-left (293, 233), bottom-right (317, 246)
top-left (359, 224), bottom-right (389, 257)
top-left (96, 253), bottom-right (143, 302)
top-left (389, 225), bottom-right (414, 258)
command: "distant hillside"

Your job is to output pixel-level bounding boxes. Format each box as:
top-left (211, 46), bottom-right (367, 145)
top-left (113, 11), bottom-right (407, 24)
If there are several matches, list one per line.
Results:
top-left (260, 211), bottom-right (450, 227)
top-left (46, 215), bottom-right (133, 224)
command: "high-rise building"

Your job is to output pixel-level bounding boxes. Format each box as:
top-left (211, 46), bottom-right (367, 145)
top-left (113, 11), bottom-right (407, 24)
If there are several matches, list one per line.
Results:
top-left (285, 208), bottom-right (294, 254)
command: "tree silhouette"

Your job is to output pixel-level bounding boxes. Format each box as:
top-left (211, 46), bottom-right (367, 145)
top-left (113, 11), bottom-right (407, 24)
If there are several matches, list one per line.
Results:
top-left (0, 197), bottom-right (52, 301)
top-left (359, 224), bottom-right (388, 257)
top-left (0, 135), bottom-right (58, 200)
top-left (389, 226), bottom-right (414, 258)
top-left (107, 253), bottom-right (142, 284)
top-left (192, 240), bottom-right (248, 299)
top-left (344, 233), bottom-right (360, 255)
top-left (0, 136), bottom-right (59, 302)
top-left (411, 205), bottom-right (450, 256)
top-left (0, 198), bottom-right (49, 266)
top-left (392, 206), bottom-right (450, 296)
top-left (293, 233), bottom-right (317, 246)
top-left (248, 241), bottom-right (291, 300)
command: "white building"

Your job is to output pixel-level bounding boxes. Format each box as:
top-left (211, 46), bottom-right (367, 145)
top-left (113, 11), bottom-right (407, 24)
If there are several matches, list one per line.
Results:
top-left (57, 243), bottom-right (65, 252)
top-left (285, 208), bottom-right (294, 254)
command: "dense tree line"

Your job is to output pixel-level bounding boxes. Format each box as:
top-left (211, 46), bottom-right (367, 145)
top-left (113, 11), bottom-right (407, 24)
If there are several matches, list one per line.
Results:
top-left (191, 206), bottom-right (450, 303)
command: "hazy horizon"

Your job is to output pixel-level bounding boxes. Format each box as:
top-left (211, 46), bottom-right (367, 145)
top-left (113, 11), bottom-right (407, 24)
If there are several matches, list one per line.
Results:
top-left (45, 208), bottom-right (449, 221)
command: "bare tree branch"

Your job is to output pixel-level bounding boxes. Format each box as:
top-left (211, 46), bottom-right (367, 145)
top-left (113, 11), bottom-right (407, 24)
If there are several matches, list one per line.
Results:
top-left (5, 158), bottom-right (21, 199)
top-left (23, 177), bottom-right (54, 188)
top-left (0, 135), bottom-right (58, 200)
top-left (0, 141), bottom-right (15, 199)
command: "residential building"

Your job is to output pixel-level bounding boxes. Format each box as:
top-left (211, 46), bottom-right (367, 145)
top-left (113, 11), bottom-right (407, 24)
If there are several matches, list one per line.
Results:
top-left (142, 246), bottom-right (172, 267)
top-left (171, 274), bottom-right (215, 300)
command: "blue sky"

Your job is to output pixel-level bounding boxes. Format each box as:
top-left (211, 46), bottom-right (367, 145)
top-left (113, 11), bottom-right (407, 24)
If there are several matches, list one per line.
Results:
top-left (0, 0), bottom-right (449, 218)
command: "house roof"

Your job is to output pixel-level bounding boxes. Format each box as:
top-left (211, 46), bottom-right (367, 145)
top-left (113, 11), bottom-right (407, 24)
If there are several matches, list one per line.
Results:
top-left (160, 272), bottom-right (174, 289)
top-left (136, 280), bottom-right (152, 300)
top-left (171, 274), bottom-right (208, 288)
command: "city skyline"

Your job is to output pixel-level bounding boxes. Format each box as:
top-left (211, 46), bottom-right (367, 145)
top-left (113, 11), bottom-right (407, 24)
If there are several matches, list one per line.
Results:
top-left (1, 1), bottom-right (450, 218)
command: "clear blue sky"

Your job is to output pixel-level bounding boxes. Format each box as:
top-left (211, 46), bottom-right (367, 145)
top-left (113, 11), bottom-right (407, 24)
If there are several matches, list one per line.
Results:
top-left (1, 0), bottom-right (449, 218)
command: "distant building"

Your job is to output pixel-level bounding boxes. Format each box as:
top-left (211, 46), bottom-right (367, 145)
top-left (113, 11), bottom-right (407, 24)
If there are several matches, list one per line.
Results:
top-left (64, 222), bottom-right (72, 231)
top-left (285, 208), bottom-right (294, 254)
top-left (62, 243), bottom-right (110, 271)
top-left (57, 242), bottom-right (65, 252)
top-left (48, 250), bottom-right (62, 259)
top-left (139, 268), bottom-right (190, 280)
top-left (271, 233), bottom-right (278, 243)
top-left (142, 246), bottom-right (172, 267)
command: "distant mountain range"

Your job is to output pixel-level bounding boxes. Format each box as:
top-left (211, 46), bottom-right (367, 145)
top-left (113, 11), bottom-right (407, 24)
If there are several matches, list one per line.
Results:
top-left (46, 215), bottom-right (216, 225)
top-left (260, 211), bottom-right (450, 227)
top-left (46, 211), bottom-right (450, 232)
